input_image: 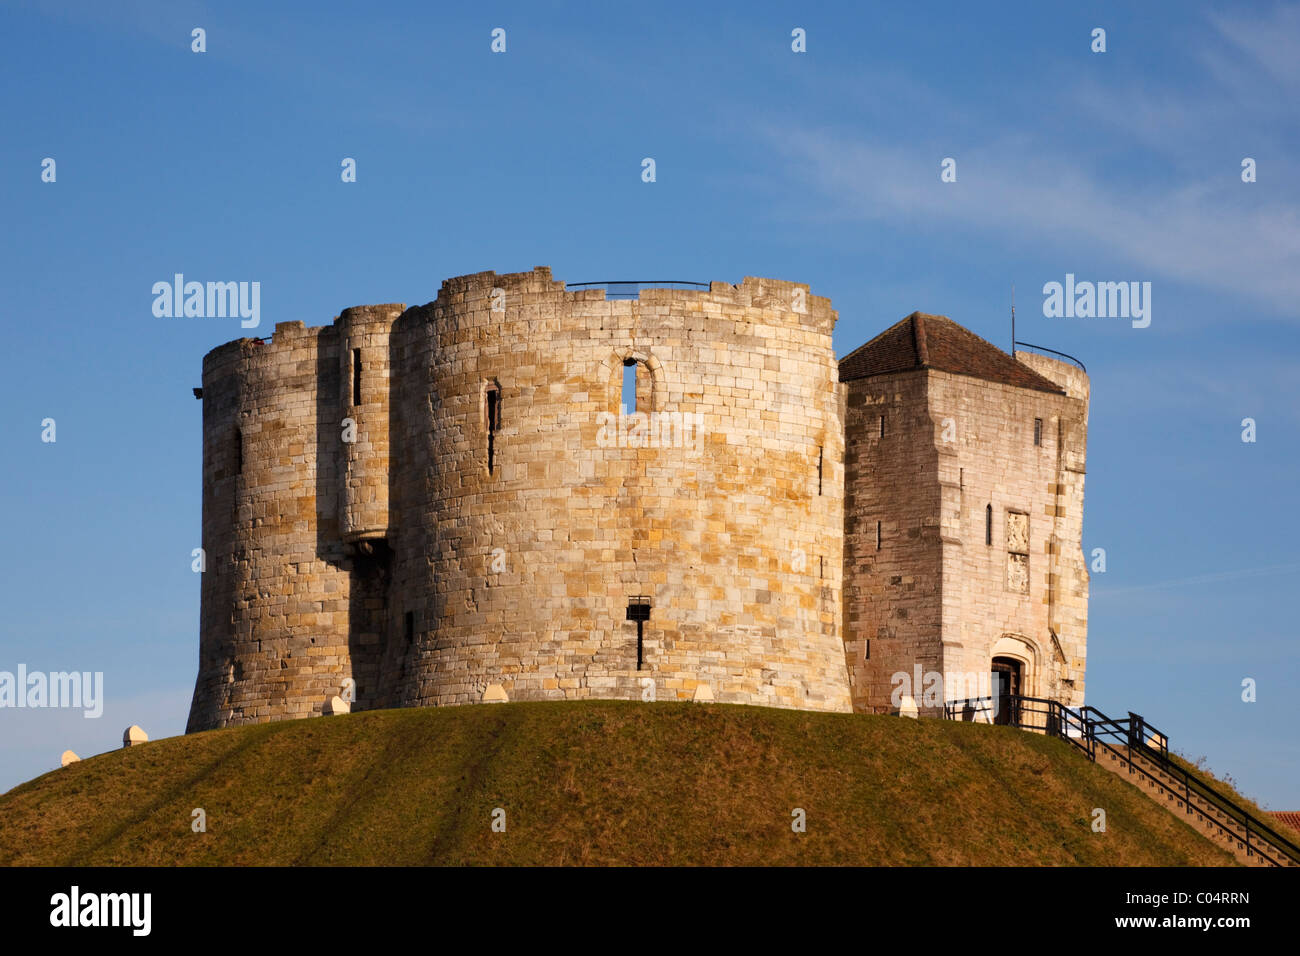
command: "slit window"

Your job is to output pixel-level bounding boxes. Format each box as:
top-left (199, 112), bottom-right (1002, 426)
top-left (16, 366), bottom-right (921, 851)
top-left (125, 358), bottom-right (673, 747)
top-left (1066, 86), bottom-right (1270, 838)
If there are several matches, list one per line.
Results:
top-left (1033, 417), bottom-right (1042, 446)
top-left (626, 597), bottom-right (651, 671)
top-left (985, 505), bottom-right (993, 546)
top-left (486, 385), bottom-right (501, 474)
top-left (876, 520), bottom-right (882, 551)
top-left (234, 427), bottom-right (242, 475)
top-left (622, 359), bottom-right (637, 413)
top-left (404, 611), bottom-right (414, 643)
top-left (879, 415), bottom-right (886, 438)
top-left (817, 445), bottom-right (823, 495)
top-left (352, 349), bottom-right (362, 406)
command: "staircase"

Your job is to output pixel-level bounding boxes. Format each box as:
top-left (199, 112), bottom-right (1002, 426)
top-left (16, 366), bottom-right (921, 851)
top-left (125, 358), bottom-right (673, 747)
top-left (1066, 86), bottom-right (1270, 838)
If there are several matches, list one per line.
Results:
top-left (944, 695), bottom-right (1300, 867)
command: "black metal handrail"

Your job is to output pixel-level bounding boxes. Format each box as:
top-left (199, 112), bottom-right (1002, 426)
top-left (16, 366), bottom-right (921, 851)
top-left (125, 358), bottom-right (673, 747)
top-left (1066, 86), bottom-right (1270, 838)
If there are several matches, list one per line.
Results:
top-left (1094, 734), bottom-right (1296, 867)
top-left (946, 694), bottom-right (1094, 758)
top-left (945, 694), bottom-right (1300, 866)
top-left (1014, 340), bottom-right (1086, 374)
top-left (1114, 711), bottom-right (1298, 864)
top-left (567, 280), bottom-right (710, 300)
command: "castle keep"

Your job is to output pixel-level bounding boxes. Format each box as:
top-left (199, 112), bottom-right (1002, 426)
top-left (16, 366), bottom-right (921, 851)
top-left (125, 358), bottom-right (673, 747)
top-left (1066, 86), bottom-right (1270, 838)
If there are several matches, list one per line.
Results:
top-left (187, 267), bottom-right (1089, 732)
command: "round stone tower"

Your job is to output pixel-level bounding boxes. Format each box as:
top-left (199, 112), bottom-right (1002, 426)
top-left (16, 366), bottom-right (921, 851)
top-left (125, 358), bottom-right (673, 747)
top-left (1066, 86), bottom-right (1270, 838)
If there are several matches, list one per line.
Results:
top-left (187, 267), bottom-right (853, 732)
top-left (189, 319), bottom-right (360, 729)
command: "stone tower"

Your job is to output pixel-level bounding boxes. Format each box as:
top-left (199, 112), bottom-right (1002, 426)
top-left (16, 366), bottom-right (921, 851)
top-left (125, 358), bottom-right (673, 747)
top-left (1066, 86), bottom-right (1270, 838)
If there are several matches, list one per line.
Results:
top-left (188, 278), bottom-right (1089, 733)
top-left (188, 268), bottom-right (853, 731)
top-left (838, 313), bottom-right (1089, 715)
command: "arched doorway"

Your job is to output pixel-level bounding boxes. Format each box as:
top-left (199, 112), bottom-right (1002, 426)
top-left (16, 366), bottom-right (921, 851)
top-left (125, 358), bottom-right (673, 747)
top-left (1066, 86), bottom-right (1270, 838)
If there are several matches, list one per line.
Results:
top-left (991, 657), bottom-right (1022, 726)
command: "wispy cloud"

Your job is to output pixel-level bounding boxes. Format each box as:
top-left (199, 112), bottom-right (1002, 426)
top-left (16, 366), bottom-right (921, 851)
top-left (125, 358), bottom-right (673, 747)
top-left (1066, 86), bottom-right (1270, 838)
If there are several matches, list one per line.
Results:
top-left (764, 129), bottom-right (1300, 315)
top-left (1207, 2), bottom-right (1300, 95)
top-left (1093, 561), bottom-right (1300, 597)
top-left (755, 4), bottom-right (1300, 318)
top-left (1092, 351), bottom-right (1300, 426)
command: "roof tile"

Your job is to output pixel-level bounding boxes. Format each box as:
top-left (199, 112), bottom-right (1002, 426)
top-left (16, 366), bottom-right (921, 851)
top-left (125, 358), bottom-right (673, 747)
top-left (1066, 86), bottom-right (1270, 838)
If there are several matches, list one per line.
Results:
top-left (839, 312), bottom-right (1065, 394)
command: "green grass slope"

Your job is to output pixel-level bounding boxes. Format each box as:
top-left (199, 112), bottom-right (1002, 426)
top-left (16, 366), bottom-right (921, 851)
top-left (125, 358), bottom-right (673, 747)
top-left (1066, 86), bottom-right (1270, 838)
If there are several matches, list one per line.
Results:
top-left (0, 701), bottom-right (1236, 866)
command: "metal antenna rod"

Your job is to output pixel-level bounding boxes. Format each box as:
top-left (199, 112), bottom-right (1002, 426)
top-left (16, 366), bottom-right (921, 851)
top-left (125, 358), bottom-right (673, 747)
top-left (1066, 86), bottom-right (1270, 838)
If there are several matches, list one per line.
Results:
top-left (1011, 283), bottom-right (1016, 355)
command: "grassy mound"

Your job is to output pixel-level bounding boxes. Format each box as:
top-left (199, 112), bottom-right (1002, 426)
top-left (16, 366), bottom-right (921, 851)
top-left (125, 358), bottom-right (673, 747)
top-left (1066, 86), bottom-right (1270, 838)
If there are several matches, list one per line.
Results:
top-left (0, 701), bottom-right (1236, 866)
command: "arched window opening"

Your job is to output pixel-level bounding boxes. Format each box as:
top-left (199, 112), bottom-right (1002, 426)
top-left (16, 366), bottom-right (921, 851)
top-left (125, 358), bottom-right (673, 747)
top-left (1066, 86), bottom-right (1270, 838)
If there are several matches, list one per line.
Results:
top-left (621, 359), bottom-right (638, 413)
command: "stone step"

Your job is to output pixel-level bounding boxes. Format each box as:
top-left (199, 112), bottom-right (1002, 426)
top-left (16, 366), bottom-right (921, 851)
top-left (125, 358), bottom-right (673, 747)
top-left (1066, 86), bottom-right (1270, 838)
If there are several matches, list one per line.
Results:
top-left (1091, 742), bottom-right (1294, 867)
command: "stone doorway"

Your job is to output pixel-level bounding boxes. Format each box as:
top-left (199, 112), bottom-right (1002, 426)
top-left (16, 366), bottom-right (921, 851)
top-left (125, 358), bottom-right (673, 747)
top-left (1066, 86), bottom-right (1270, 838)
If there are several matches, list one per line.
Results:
top-left (991, 657), bottom-right (1022, 726)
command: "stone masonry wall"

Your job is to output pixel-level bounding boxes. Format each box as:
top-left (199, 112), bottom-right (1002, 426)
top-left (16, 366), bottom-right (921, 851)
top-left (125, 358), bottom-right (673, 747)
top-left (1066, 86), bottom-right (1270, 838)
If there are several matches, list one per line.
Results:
top-left (931, 360), bottom-right (1089, 710)
top-left (841, 360), bottom-right (1089, 715)
top-left (188, 321), bottom-right (357, 730)
top-left (842, 370), bottom-right (944, 713)
top-left (390, 268), bottom-right (851, 712)
top-left (188, 269), bottom-right (1088, 732)
top-left (189, 268), bottom-right (854, 731)
top-left (339, 304), bottom-right (401, 543)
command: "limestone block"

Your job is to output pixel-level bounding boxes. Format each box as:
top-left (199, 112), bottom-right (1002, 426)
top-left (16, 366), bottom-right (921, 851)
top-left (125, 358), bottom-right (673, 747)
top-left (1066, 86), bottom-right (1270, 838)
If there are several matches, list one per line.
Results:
top-left (123, 725), bottom-right (148, 747)
top-left (60, 750), bottom-right (80, 767)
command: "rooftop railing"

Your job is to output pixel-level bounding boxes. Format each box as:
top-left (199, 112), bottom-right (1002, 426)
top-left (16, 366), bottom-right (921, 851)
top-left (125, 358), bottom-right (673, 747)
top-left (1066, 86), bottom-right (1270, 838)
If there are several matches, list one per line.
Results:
top-left (1013, 340), bottom-right (1086, 374)
top-left (567, 280), bottom-right (710, 300)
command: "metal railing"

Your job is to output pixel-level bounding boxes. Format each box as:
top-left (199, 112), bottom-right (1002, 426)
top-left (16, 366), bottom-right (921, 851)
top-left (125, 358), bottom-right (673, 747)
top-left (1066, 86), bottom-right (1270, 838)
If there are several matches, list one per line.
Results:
top-left (944, 694), bottom-right (1300, 866)
top-left (567, 280), bottom-right (710, 300)
top-left (945, 693), bottom-right (1093, 758)
top-left (1013, 340), bottom-right (1086, 374)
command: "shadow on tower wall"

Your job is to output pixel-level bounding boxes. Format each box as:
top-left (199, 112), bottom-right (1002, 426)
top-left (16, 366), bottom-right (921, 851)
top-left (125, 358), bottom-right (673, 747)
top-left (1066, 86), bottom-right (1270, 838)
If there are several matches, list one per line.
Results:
top-left (313, 326), bottom-right (387, 714)
top-left (375, 306), bottom-right (428, 707)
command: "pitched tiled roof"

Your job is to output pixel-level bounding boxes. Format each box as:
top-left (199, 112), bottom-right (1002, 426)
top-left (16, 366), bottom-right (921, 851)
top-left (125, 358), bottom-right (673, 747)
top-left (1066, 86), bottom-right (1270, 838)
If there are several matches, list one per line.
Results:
top-left (1273, 811), bottom-right (1300, 835)
top-left (839, 312), bottom-right (1065, 394)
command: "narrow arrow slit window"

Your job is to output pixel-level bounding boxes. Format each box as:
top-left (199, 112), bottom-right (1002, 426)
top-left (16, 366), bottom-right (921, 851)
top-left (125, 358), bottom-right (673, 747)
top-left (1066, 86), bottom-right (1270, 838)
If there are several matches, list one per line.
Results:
top-left (486, 385), bottom-right (501, 475)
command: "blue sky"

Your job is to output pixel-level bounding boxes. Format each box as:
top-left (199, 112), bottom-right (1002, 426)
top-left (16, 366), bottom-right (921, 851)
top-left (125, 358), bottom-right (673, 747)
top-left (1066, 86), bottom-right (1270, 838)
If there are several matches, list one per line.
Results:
top-left (2, 0), bottom-right (1298, 806)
